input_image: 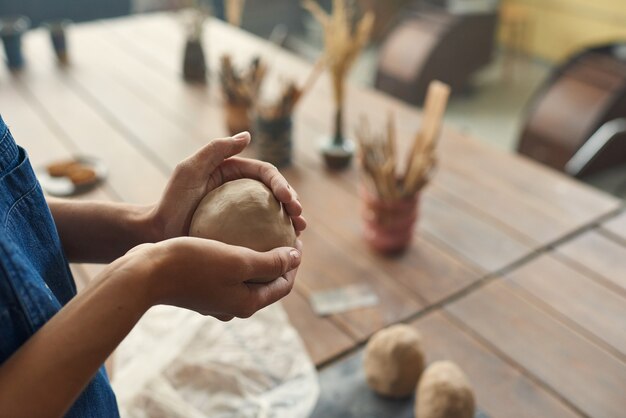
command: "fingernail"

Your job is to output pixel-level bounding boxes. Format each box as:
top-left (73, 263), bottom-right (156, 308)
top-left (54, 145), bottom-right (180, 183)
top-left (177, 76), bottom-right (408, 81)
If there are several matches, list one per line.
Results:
top-left (233, 131), bottom-right (249, 140)
top-left (290, 249), bottom-right (301, 264)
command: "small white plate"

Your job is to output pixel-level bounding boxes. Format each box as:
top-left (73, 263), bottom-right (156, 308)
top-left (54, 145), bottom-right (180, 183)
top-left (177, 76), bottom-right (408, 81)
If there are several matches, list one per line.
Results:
top-left (36, 156), bottom-right (108, 197)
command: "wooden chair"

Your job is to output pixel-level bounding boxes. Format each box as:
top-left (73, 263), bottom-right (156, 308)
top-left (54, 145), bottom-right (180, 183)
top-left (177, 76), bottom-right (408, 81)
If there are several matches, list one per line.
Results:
top-left (565, 118), bottom-right (626, 178)
top-left (518, 44), bottom-right (626, 176)
top-left (375, 4), bottom-right (497, 106)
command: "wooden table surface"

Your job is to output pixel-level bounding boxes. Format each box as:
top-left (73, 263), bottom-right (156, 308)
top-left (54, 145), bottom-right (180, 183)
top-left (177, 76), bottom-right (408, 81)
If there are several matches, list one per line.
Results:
top-left (1, 13), bottom-right (624, 418)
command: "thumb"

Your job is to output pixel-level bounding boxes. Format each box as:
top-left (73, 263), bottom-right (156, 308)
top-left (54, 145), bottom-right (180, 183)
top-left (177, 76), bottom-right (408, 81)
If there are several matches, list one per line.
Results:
top-left (193, 132), bottom-right (251, 177)
top-left (244, 246), bottom-right (302, 283)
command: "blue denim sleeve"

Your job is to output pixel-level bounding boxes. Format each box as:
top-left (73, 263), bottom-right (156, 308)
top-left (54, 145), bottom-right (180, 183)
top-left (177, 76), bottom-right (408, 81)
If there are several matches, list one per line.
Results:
top-left (0, 241), bottom-right (33, 364)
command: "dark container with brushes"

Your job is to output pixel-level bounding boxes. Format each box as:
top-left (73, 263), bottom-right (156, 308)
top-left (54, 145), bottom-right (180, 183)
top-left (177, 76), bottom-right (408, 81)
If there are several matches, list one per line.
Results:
top-left (255, 114), bottom-right (293, 168)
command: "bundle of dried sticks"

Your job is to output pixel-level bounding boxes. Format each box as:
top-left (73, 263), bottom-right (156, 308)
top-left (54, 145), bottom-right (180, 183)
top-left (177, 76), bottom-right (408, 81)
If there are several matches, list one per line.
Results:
top-left (220, 55), bottom-right (266, 107)
top-left (257, 59), bottom-right (324, 120)
top-left (356, 81), bottom-right (451, 200)
top-left (303, 0), bottom-right (374, 109)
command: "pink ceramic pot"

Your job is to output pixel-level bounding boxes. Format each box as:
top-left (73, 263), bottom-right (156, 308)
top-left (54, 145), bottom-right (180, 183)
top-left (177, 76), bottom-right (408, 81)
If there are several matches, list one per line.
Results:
top-left (359, 184), bottom-right (419, 254)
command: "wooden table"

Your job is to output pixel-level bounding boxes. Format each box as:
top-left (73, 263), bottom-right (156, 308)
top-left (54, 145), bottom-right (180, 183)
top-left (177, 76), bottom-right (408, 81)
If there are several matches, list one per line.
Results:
top-left (1, 13), bottom-right (624, 418)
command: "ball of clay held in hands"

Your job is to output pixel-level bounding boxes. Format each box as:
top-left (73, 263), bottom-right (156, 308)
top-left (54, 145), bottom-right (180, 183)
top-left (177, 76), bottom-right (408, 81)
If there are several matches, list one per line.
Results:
top-left (189, 179), bottom-right (297, 281)
top-left (415, 361), bottom-right (475, 418)
top-left (363, 324), bottom-right (425, 398)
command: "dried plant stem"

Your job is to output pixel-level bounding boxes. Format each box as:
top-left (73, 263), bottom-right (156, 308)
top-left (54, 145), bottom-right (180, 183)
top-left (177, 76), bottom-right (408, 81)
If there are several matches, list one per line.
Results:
top-left (403, 80), bottom-right (450, 196)
top-left (334, 107), bottom-right (344, 145)
top-left (258, 57), bottom-right (324, 120)
top-left (303, 0), bottom-right (374, 142)
top-left (356, 81), bottom-right (450, 201)
top-left (295, 58), bottom-right (325, 105)
top-left (220, 55), bottom-right (266, 107)
top-left (225, 0), bottom-right (246, 27)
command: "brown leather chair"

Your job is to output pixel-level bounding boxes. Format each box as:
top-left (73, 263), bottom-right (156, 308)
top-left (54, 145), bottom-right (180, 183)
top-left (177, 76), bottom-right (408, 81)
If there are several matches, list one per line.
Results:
top-left (518, 44), bottom-right (626, 176)
top-left (565, 118), bottom-right (626, 178)
top-left (375, 4), bottom-right (497, 105)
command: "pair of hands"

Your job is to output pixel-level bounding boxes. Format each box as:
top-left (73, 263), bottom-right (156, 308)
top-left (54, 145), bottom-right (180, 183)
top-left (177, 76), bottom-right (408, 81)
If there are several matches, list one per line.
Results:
top-left (118, 132), bottom-right (305, 321)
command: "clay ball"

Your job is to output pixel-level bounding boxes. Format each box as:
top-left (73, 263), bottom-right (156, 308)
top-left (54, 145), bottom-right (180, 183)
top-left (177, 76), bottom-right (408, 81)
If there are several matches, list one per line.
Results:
top-left (415, 361), bottom-right (475, 418)
top-left (189, 178), bottom-right (296, 254)
top-left (363, 324), bottom-right (425, 398)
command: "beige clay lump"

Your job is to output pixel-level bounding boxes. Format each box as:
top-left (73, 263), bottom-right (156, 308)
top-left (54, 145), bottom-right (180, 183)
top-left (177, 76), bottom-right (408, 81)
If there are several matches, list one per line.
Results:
top-left (415, 361), bottom-right (475, 418)
top-left (363, 324), bottom-right (426, 398)
top-left (189, 178), bottom-right (296, 254)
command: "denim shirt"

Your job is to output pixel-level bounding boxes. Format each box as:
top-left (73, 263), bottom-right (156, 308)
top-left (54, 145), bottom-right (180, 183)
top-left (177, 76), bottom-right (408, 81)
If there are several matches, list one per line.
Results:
top-left (0, 116), bottom-right (119, 416)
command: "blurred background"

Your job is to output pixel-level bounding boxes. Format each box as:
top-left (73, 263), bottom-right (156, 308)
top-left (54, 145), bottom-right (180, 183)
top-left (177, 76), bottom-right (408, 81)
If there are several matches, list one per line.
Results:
top-left (2, 0), bottom-right (625, 197)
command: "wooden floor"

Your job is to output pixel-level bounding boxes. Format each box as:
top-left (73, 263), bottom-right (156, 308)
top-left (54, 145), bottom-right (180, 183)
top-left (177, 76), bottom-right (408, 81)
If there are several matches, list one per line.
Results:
top-left (1, 14), bottom-right (624, 418)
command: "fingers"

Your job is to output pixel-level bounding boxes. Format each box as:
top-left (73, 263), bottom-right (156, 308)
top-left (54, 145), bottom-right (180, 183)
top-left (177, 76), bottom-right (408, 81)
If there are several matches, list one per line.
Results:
top-left (245, 240), bottom-right (303, 310)
top-left (248, 273), bottom-right (295, 311)
top-left (211, 157), bottom-right (306, 233)
top-left (215, 158), bottom-right (301, 216)
top-left (184, 132), bottom-right (251, 181)
top-left (241, 246), bottom-right (301, 282)
top-left (291, 216), bottom-right (307, 233)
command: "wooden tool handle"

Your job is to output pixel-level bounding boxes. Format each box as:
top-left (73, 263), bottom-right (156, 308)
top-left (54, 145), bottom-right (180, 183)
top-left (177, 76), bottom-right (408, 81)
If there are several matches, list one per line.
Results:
top-left (403, 80), bottom-right (450, 195)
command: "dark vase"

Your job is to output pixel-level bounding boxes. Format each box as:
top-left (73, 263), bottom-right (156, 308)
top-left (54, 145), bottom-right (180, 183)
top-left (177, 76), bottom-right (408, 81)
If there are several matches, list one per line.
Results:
top-left (255, 115), bottom-right (293, 168)
top-left (0, 16), bottom-right (30, 70)
top-left (321, 105), bottom-right (354, 170)
top-left (183, 39), bottom-right (207, 84)
top-left (44, 20), bottom-right (71, 65)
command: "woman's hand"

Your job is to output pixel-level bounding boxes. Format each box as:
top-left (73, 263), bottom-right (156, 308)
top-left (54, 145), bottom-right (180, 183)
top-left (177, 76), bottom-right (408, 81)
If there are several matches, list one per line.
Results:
top-left (0, 232), bottom-right (301, 418)
top-left (125, 236), bottom-right (302, 320)
top-left (49, 132), bottom-right (306, 264)
top-left (150, 132), bottom-right (306, 241)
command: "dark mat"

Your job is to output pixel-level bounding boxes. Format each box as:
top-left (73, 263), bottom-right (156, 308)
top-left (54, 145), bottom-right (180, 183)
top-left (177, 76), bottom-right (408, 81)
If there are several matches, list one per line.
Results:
top-left (312, 349), bottom-right (488, 418)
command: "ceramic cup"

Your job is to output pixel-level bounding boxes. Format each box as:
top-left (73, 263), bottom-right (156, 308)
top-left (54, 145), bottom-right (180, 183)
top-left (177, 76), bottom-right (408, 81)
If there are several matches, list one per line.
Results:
top-left (359, 184), bottom-right (419, 254)
top-left (255, 115), bottom-right (292, 168)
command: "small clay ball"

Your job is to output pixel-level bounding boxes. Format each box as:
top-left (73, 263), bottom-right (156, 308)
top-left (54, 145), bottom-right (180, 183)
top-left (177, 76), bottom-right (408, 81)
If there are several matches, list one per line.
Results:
top-left (189, 178), bottom-right (296, 257)
top-left (415, 361), bottom-right (475, 418)
top-left (363, 324), bottom-right (425, 398)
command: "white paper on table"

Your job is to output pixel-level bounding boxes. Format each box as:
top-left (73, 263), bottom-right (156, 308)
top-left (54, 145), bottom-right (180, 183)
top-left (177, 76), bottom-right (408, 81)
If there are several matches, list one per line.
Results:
top-left (112, 303), bottom-right (319, 418)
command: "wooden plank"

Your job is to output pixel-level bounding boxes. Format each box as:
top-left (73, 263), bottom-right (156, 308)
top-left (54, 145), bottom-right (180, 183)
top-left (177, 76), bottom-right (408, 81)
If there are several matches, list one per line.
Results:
top-left (12, 33), bottom-right (167, 205)
top-left (39, 23), bottom-right (425, 341)
top-left (79, 19), bottom-right (527, 314)
top-left (411, 312), bottom-right (580, 418)
top-left (435, 131), bottom-right (619, 226)
top-left (281, 164), bottom-right (483, 304)
top-left (287, 120), bottom-right (533, 274)
top-left (446, 281), bottom-right (626, 418)
top-left (432, 168), bottom-right (573, 244)
top-left (281, 290), bottom-right (356, 366)
top-left (557, 230), bottom-right (626, 295)
top-left (103, 14), bottom-right (619, 254)
top-left (76, 26), bottom-right (222, 140)
top-left (121, 14), bottom-right (617, 232)
top-left (36, 31), bottom-right (199, 172)
top-left (0, 69), bottom-right (116, 290)
top-left (293, 220), bottom-right (422, 341)
top-left (602, 211), bottom-right (626, 242)
top-left (0, 73), bottom-right (110, 206)
top-left (0, 89), bottom-right (68, 167)
top-left (5, 26), bottom-right (351, 373)
top-left (505, 254), bottom-right (626, 357)
top-left (8, 30), bottom-right (169, 292)
top-left (420, 191), bottom-right (532, 272)
top-left (343, 233), bottom-right (480, 306)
